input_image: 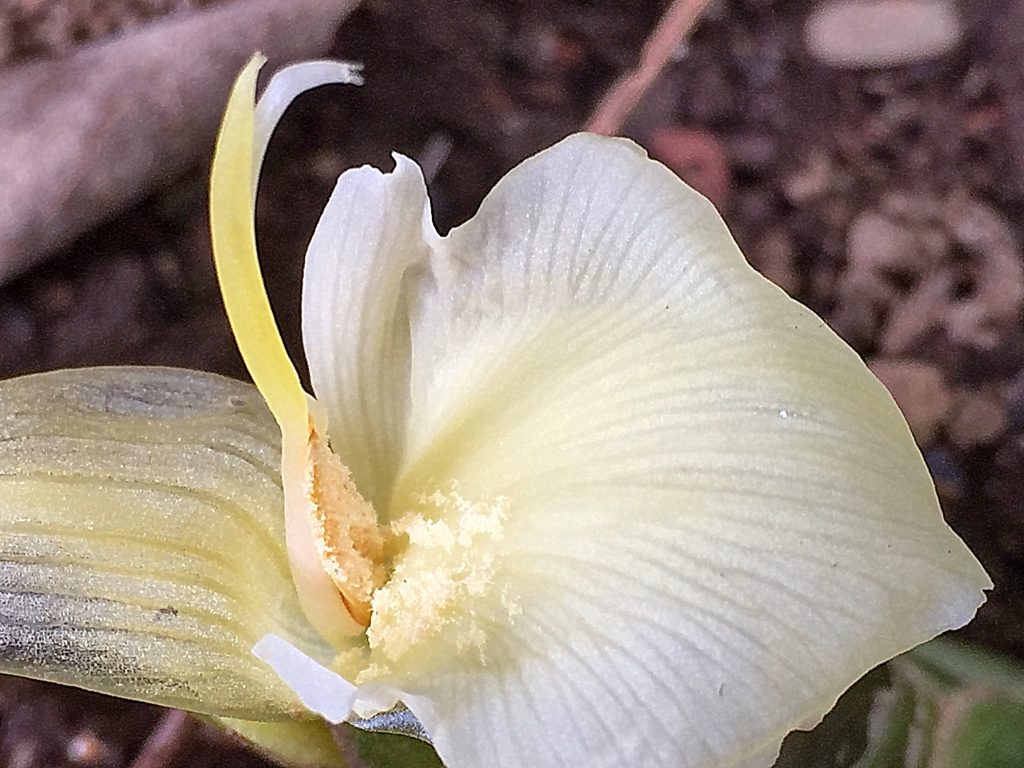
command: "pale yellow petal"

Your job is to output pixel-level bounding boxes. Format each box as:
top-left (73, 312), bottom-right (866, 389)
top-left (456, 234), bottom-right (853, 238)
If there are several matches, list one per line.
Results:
top-left (0, 367), bottom-right (332, 719)
top-left (298, 134), bottom-right (988, 768)
top-left (210, 54), bottom-right (305, 435)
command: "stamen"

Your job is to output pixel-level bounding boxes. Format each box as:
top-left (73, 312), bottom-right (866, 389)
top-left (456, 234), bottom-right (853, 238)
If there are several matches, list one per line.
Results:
top-left (366, 483), bottom-right (513, 669)
top-left (209, 54), bottom-right (306, 435)
top-left (210, 55), bottom-right (376, 645)
top-left (306, 415), bottom-right (386, 626)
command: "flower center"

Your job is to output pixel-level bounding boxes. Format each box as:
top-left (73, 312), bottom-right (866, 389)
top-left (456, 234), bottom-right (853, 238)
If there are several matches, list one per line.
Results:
top-left (365, 483), bottom-right (513, 667)
top-left (302, 434), bottom-right (518, 670)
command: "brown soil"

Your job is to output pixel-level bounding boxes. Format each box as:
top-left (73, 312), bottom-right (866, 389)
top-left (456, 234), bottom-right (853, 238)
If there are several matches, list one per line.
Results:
top-left (1, 0), bottom-right (1022, 766)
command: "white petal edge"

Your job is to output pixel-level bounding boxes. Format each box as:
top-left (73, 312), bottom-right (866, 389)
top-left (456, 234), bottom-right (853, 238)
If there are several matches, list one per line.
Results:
top-left (252, 636), bottom-right (447, 756)
top-left (254, 634), bottom-right (357, 723)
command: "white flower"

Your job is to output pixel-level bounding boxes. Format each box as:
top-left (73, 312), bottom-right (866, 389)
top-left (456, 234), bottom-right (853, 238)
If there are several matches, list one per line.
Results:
top-left (0, 56), bottom-right (989, 768)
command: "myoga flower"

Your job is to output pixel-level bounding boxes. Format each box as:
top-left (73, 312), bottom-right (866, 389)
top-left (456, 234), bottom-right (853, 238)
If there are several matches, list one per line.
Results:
top-left (0, 56), bottom-right (990, 768)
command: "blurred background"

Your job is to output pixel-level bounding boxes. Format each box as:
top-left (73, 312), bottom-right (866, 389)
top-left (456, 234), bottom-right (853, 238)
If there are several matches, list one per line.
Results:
top-left (0, 0), bottom-right (1022, 766)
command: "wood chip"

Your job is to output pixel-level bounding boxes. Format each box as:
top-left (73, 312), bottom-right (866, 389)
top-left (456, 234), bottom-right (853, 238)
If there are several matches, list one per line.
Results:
top-left (869, 359), bottom-right (953, 444)
top-left (949, 390), bottom-right (1008, 449)
top-left (648, 126), bottom-right (730, 207)
top-left (805, 0), bottom-right (962, 69)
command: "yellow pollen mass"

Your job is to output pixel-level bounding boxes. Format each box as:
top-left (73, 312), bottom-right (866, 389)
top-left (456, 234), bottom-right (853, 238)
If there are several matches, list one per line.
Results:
top-left (365, 483), bottom-right (514, 669)
top-left (306, 418), bottom-right (386, 627)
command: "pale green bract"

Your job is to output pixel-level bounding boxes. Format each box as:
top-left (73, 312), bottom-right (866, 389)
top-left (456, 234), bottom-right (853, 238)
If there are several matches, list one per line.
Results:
top-left (0, 58), bottom-right (990, 768)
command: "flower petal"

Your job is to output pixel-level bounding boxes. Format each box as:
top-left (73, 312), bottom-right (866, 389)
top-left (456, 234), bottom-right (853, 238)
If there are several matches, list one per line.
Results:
top-left (304, 134), bottom-right (988, 767)
top-left (0, 367), bottom-right (332, 718)
top-left (253, 634), bottom-right (356, 722)
top-left (252, 60), bottom-right (363, 193)
top-left (302, 154), bottom-right (434, 511)
top-left (210, 55), bottom-right (362, 433)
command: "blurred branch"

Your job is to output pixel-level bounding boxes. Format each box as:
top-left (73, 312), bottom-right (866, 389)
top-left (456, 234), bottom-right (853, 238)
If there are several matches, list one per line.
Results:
top-left (585, 0), bottom-right (713, 136)
top-left (0, 0), bottom-right (361, 284)
top-left (331, 724), bottom-right (372, 768)
top-left (990, 0), bottom-right (1024, 197)
top-left (129, 709), bottom-right (194, 768)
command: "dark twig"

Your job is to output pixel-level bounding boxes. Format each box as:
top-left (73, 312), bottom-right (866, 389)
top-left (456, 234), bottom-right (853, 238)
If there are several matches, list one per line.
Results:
top-left (128, 709), bottom-right (195, 768)
top-left (585, 0), bottom-right (714, 136)
top-left (0, 0), bottom-right (361, 284)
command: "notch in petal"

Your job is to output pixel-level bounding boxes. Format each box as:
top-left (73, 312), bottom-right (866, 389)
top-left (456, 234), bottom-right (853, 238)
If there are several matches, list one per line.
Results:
top-left (302, 154), bottom-right (434, 511)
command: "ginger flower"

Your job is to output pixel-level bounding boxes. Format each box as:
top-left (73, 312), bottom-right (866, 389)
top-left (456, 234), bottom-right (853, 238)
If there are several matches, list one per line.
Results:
top-left (0, 57), bottom-right (990, 768)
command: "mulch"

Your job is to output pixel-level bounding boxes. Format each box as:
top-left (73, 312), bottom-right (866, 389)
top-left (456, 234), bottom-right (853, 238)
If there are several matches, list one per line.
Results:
top-left (0, 1), bottom-right (1021, 765)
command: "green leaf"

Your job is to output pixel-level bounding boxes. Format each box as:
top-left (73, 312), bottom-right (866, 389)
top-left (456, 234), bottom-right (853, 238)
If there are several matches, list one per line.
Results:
top-left (908, 640), bottom-right (1024, 700)
top-left (945, 700), bottom-right (1024, 768)
top-left (773, 640), bottom-right (1024, 768)
top-left (343, 726), bottom-right (444, 768)
top-left (773, 665), bottom-right (890, 768)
